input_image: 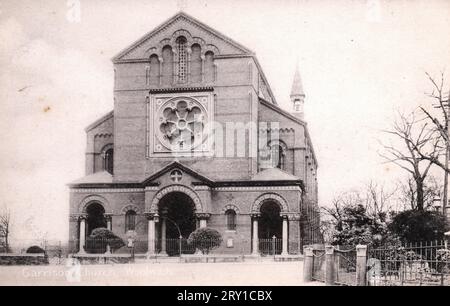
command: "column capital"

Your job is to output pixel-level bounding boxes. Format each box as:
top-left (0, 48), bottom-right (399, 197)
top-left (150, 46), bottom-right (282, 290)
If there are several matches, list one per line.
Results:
top-left (285, 213), bottom-right (301, 221)
top-left (78, 214), bottom-right (88, 222)
top-left (104, 213), bottom-right (113, 220)
top-left (144, 212), bottom-right (156, 221)
top-left (196, 213), bottom-right (211, 220)
top-left (280, 214), bottom-right (290, 220)
top-left (250, 213), bottom-right (261, 219)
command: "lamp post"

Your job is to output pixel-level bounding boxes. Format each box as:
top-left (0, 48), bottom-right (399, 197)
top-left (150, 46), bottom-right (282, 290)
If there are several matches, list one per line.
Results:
top-left (162, 216), bottom-right (183, 257)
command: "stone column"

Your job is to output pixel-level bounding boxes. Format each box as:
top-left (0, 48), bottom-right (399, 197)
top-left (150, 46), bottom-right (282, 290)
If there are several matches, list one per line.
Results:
top-left (356, 245), bottom-right (368, 286)
top-left (145, 213), bottom-right (156, 256)
top-left (105, 214), bottom-right (112, 231)
top-left (325, 245), bottom-right (335, 286)
top-left (281, 216), bottom-right (289, 256)
top-left (251, 214), bottom-right (260, 256)
top-left (160, 216), bottom-right (167, 256)
top-left (303, 247), bottom-right (314, 282)
top-left (78, 215), bottom-right (87, 254)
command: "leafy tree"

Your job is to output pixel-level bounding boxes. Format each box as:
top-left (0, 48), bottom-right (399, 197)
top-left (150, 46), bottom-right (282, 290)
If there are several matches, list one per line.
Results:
top-left (188, 228), bottom-right (223, 255)
top-left (323, 187), bottom-right (395, 248)
top-left (388, 210), bottom-right (449, 242)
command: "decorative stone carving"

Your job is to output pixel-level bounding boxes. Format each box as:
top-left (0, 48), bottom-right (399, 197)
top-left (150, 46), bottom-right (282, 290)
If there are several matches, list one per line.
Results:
top-left (78, 195), bottom-right (111, 214)
top-left (221, 204), bottom-right (240, 215)
top-left (121, 204), bottom-right (142, 214)
top-left (196, 213), bottom-right (211, 220)
top-left (251, 193), bottom-right (289, 213)
top-left (150, 184), bottom-right (203, 213)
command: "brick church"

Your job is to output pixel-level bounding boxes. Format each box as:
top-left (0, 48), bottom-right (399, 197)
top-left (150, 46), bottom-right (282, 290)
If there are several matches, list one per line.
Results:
top-left (69, 12), bottom-right (321, 256)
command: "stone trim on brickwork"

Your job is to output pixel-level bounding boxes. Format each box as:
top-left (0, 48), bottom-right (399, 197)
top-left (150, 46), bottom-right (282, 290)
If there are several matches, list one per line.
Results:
top-left (78, 195), bottom-right (112, 214)
top-left (251, 193), bottom-right (289, 214)
top-left (148, 184), bottom-right (203, 213)
top-left (221, 204), bottom-right (240, 214)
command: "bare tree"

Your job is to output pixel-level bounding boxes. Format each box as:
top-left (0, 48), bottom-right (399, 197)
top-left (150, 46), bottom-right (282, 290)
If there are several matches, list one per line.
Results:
top-left (396, 176), bottom-right (441, 211)
top-left (419, 72), bottom-right (450, 212)
top-left (380, 111), bottom-right (443, 211)
top-left (420, 72), bottom-right (450, 152)
top-left (0, 209), bottom-right (10, 253)
top-left (364, 180), bottom-right (397, 217)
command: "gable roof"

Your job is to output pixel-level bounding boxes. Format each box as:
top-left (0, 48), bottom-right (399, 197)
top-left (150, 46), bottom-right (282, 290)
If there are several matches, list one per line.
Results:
top-left (142, 161), bottom-right (214, 186)
top-left (113, 12), bottom-right (254, 62)
top-left (251, 168), bottom-right (301, 181)
top-left (85, 111), bottom-right (114, 132)
top-left (69, 171), bottom-right (113, 186)
top-left (259, 98), bottom-right (318, 167)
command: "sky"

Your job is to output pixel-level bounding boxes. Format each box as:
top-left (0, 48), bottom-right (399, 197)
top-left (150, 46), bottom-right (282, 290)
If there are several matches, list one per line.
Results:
top-left (0, 0), bottom-right (449, 244)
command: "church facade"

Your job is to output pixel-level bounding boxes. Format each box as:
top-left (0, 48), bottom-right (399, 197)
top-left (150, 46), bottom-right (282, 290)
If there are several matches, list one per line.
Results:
top-left (69, 12), bottom-right (321, 256)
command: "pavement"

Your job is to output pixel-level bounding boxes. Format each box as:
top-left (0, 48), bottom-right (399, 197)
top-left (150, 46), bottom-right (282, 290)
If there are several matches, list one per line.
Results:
top-left (0, 261), bottom-right (324, 286)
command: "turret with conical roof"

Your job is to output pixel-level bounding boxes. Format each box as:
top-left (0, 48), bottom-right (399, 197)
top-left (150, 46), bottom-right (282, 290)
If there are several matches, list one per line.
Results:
top-left (290, 66), bottom-right (306, 120)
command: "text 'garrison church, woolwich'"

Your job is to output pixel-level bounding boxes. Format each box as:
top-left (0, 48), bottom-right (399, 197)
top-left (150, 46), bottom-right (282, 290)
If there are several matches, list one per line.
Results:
top-left (68, 12), bottom-right (321, 257)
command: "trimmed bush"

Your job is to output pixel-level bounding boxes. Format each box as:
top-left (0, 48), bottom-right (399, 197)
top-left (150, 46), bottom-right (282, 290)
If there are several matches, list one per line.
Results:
top-left (88, 228), bottom-right (125, 253)
top-left (26, 246), bottom-right (45, 254)
top-left (188, 228), bottom-right (223, 255)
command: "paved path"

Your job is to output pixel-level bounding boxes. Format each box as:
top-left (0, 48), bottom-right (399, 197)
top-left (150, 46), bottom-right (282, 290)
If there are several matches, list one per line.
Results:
top-left (0, 261), bottom-right (323, 286)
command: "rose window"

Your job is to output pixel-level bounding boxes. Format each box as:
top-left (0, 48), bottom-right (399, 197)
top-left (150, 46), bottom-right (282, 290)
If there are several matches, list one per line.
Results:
top-left (157, 99), bottom-right (206, 151)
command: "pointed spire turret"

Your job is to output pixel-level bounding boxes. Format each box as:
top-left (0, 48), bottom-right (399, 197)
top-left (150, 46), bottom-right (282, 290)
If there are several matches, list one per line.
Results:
top-left (290, 66), bottom-right (305, 98)
top-left (290, 66), bottom-right (306, 120)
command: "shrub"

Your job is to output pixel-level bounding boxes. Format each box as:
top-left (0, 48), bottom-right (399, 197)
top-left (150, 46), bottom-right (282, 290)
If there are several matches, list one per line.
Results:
top-left (26, 246), bottom-right (45, 254)
top-left (388, 210), bottom-right (449, 243)
top-left (188, 228), bottom-right (223, 255)
top-left (88, 228), bottom-right (125, 253)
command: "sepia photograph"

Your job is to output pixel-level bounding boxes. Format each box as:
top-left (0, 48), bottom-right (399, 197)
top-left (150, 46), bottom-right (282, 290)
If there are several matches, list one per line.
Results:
top-left (0, 0), bottom-right (450, 292)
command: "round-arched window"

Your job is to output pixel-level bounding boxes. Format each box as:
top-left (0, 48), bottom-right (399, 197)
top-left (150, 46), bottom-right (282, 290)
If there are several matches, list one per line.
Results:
top-left (225, 209), bottom-right (237, 231)
top-left (104, 148), bottom-right (114, 174)
top-left (125, 210), bottom-right (137, 232)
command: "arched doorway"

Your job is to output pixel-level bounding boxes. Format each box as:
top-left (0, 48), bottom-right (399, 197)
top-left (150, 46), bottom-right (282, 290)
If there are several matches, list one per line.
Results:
top-left (85, 202), bottom-right (107, 253)
top-left (158, 192), bottom-right (197, 256)
top-left (86, 203), bottom-right (107, 235)
top-left (258, 201), bottom-right (283, 255)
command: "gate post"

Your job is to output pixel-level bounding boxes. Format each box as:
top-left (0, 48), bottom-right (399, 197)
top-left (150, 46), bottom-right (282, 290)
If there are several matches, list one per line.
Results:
top-left (325, 245), bottom-right (335, 286)
top-left (303, 247), bottom-right (314, 282)
top-left (356, 245), bottom-right (367, 286)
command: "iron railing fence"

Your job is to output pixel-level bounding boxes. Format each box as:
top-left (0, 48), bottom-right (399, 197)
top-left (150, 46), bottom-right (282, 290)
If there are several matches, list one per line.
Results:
top-left (334, 245), bottom-right (357, 286)
top-left (69, 238), bottom-right (295, 257)
top-left (368, 240), bottom-right (450, 286)
top-left (259, 238), bottom-right (282, 256)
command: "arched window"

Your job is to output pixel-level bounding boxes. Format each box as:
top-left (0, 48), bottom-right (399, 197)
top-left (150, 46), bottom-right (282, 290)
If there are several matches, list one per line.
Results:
top-left (162, 45), bottom-right (173, 85)
top-left (190, 43), bottom-right (202, 83)
top-left (104, 148), bottom-right (114, 174)
top-left (125, 211), bottom-right (137, 232)
top-left (271, 145), bottom-right (285, 170)
top-left (294, 99), bottom-right (301, 112)
top-left (204, 51), bottom-right (215, 83)
top-left (225, 209), bottom-right (237, 231)
top-left (176, 36), bottom-right (187, 83)
top-left (149, 54), bottom-right (160, 85)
